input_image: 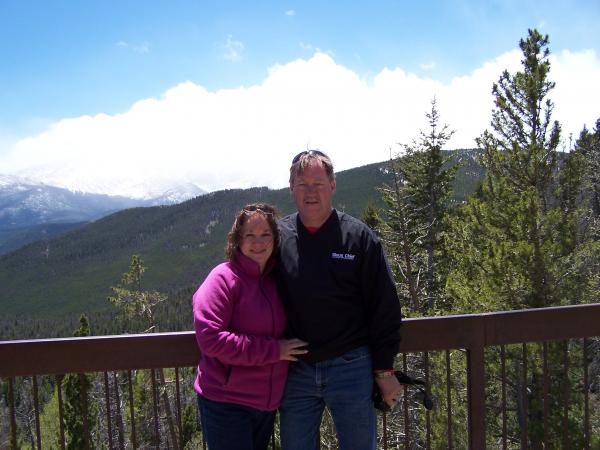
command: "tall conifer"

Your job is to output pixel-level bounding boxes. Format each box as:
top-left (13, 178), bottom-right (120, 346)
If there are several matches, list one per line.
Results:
top-left (380, 98), bottom-right (457, 314)
top-left (444, 29), bottom-right (598, 447)
top-left (63, 315), bottom-right (97, 450)
top-left (108, 255), bottom-right (179, 449)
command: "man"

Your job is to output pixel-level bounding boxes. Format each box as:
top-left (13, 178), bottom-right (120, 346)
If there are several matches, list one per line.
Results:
top-left (276, 150), bottom-right (403, 450)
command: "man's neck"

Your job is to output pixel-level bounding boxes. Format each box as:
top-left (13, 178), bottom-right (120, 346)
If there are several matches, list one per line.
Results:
top-left (298, 209), bottom-right (333, 229)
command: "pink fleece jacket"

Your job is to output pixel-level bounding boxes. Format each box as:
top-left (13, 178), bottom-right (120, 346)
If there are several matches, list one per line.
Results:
top-left (193, 252), bottom-right (288, 411)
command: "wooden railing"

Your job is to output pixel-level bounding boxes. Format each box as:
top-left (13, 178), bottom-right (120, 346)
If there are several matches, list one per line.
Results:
top-left (1, 303), bottom-right (600, 449)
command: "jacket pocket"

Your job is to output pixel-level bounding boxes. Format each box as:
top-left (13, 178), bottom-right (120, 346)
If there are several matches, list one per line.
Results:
top-left (223, 365), bottom-right (233, 386)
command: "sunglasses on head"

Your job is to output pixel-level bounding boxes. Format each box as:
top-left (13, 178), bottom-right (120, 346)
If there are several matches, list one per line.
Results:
top-left (241, 206), bottom-right (274, 216)
top-left (291, 149), bottom-right (328, 164)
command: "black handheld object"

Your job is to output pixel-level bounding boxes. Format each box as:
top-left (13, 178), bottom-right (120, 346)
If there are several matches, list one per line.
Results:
top-left (373, 371), bottom-right (434, 412)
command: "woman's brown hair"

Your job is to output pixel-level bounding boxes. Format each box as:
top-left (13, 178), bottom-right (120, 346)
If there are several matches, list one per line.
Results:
top-left (225, 203), bottom-right (280, 261)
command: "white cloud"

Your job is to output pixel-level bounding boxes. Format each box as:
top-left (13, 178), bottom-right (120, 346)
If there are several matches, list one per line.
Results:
top-left (1, 49), bottom-right (599, 197)
top-left (285, 10), bottom-right (296, 17)
top-left (223, 35), bottom-right (244, 62)
top-left (132, 43), bottom-right (150, 54)
top-left (549, 49), bottom-right (600, 140)
top-left (116, 41), bottom-right (150, 54)
top-left (419, 61), bottom-right (436, 70)
top-left (300, 42), bottom-right (313, 51)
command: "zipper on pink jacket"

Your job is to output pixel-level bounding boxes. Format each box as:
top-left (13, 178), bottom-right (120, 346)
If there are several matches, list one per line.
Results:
top-left (260, 275), bottom-right (276, 409)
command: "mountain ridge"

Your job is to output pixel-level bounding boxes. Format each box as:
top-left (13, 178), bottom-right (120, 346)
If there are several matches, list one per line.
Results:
top-left (0, 174), bottom-right (208, 254)
top-left (0, 151), bottom-right (483, 336)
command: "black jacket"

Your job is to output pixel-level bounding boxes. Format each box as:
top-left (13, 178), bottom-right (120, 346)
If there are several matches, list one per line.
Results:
top-left (276, 210), bottom-right (402, 369)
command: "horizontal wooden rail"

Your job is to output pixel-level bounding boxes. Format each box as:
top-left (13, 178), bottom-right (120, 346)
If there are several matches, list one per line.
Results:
top-left (0, 331), bottom-right (200, 377)
top-left (1, 303), bottom-right (599, 377)
top-left (481, 303), bottom-right (600, 344)
top-left (2, 303), bottom-right (600, 450)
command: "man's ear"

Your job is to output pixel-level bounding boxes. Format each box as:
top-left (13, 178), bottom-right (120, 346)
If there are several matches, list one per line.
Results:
top-left (331, 179), bottom-right (336, 193)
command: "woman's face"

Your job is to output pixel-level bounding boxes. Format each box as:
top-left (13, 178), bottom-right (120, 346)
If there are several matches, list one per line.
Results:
top-left (239, 213), bottom-right (274, 272)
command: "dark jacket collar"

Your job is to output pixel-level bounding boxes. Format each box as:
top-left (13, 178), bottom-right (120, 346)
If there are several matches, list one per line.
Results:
top-left (296, 209), bottom-right (337, 236)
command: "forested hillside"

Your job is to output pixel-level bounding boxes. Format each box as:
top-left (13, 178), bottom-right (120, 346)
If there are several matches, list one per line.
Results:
top-left (0, 152), bottom-right (481, 340)
top-left (0, 222), bottom-right (87, 255)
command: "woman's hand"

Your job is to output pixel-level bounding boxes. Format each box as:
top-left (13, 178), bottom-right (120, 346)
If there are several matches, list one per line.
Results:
top-left (279, 339), bottom-right (309, 361)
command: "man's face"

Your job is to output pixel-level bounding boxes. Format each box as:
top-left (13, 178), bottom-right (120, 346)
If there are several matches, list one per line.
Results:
top-left (290, 160), bottom-right (336, 227)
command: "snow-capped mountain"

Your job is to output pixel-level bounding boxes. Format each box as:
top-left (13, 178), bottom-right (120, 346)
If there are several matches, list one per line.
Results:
top-left (1, 174), bottom-right (138, 228)
top-left (1, 173), bottom-right (207, 223)
top-left (121, 179), bottom-right (208, 205)
top-left (0, 173), bottom-right (206, 254)
top-left (11, 163), bottom-right (207, 203)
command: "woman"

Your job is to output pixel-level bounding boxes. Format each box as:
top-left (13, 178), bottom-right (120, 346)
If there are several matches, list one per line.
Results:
top-left (193, 203), bottom-right (307, 450)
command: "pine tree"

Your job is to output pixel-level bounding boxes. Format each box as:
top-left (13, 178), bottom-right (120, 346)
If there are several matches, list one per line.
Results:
top-left (108, 255), bottom-right (179, 449)
top-left (361, 200), bottom-right (382, 233)
top-left (38, 386), bottom-right (63, 449)
top-left (378, 100), bottom-right (462, 448)
top-left (400, 98), bottom-right (457, 310)
top-left (444, 29), bottom-right (599, 448)
top-left (379, 98), bottom-right (457, 314)
top-left (446, 29), bottom-right (580, 312)
top-left (379, 153), bottom-right (424, 314)
top-left (475, 29), bottom-right (561, 308)
top-left (63, 314), bottom-right (97, 450)
top-left (108, 254), bottom-right (167, 332)
top-left (563, 122), bottom-right (600, 306)
top-left (576, 118), bottom-right (600, 222)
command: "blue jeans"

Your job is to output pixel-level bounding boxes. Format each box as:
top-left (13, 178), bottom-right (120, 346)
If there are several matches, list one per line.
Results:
top-left (197, 395), bottom-right (275, 450)
top-left (279, 346), bottom-right (376, 450)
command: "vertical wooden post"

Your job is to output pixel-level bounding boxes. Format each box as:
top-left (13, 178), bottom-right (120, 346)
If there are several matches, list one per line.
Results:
top-left (467, 319), bottom-right (486, 450)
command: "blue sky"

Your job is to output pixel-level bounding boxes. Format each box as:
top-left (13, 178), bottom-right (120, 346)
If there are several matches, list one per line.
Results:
top-left (1, 1), bottom-right (599, 195)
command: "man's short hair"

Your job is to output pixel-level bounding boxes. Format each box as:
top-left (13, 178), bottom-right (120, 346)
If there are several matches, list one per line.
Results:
top-left (289, 150), bottom-right (335, 184)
